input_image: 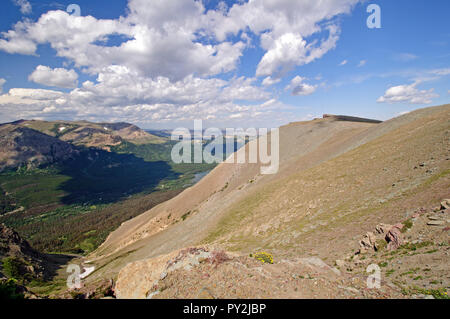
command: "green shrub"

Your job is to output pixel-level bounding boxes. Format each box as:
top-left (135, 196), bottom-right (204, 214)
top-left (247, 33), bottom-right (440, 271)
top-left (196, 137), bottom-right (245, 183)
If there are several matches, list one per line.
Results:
top-left (181, 211), bottom-right (191, 221)
top-left (400, 241), bottom-right (433, 251)
top-left (401, 220), bottom-right (413, 233)
top-left (386, 269), bottom-right (395, 276)
top-left (375, 239), bottom-right (387, 251)
top-left (1, 257), bottom-right (31, 282)
top-left (413, 288), bottom-right (449, 299)
top-left (0, 278), bottom-right (24, 299)
top-left (2, 257), bottom-right (22, 279)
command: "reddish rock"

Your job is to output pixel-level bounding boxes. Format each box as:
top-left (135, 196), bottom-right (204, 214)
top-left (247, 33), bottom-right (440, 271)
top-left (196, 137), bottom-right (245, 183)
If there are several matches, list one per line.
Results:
top-left (411, 208), bottom-right (427, 219)
top-left (385, 225), bottom-right (403, 250)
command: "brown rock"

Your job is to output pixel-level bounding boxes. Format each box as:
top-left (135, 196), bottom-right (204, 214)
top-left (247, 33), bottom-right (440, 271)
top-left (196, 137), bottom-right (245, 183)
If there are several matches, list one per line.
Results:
top-left (375, 223), bottom-right (393, 235)
top-left (441, 199), bottom-right (450, 210)
top-left (359, 232), bottom-right (377, 252)
top-left (115, 247), bottom-right (212, 299)
top-left (385, 225), bottom-right (403, 250)
top-left (427, 220), bottom-right (445, 226)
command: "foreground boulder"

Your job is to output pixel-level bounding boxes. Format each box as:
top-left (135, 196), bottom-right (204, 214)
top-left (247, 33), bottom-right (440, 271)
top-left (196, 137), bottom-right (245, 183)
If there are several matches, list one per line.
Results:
top-left (115, 247), bottom-right (216, 299)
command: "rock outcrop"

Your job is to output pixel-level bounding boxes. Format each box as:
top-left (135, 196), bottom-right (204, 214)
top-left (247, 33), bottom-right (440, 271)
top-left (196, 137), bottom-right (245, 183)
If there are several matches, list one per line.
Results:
top-left (115, 247), bottom-right (218, 299)
top-left (358, 222), bottom-right (407, 254)
top-left (0, 223), bottom-right (49, 281)
top-left (385, 224), bottom-right (404, 250)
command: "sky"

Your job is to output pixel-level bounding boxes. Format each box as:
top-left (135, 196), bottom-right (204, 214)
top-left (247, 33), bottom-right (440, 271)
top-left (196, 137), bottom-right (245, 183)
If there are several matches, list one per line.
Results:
top-left (0, 0), bottom-right (449, 129)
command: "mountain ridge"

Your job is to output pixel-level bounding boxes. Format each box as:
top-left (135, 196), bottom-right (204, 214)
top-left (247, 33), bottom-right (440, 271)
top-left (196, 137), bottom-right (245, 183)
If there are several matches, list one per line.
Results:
top-left (0, 119), bottom-right (166, 171)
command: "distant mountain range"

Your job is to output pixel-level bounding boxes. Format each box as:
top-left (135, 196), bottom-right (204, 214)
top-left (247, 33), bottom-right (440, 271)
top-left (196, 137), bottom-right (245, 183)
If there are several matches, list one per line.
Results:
top-left (0, 119), bottom-right (166, 172)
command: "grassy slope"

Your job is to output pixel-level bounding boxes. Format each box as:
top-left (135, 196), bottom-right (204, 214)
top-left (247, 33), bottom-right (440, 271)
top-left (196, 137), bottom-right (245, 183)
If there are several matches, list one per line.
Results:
top-left (201, 105), bottom-right (450, 258)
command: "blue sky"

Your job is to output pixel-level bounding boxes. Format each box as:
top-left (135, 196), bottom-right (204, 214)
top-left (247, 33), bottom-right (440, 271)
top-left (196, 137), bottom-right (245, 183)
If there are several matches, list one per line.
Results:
top-left (0, 0), bottom-right (448, 129)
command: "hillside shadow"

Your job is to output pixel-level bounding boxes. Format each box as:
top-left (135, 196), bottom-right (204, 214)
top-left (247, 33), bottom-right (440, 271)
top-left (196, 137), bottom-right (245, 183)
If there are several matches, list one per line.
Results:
top-left (58, 149), bottom-right (176, 205)
top-left (42, 253), bottom-right (78, 282)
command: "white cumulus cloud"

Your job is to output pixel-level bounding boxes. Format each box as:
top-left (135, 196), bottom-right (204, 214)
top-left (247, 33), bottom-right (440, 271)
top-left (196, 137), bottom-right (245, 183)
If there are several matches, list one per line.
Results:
top-left (28, 65), bottom-right (79, 89)
top-left (286, 76), bottom-right (317, 96)
top-left (262, 76), bottom-right (281, 87)
top-left (377, 82), bottom-right (439, 105)
top-left (0, 66), bottom-right (281, 127)
top-left (0, 0), bottom-right (359, 81)
top-left (5, 88), bottom-right (65, 101)
top-left (0, 0), bottom-right (361, 126)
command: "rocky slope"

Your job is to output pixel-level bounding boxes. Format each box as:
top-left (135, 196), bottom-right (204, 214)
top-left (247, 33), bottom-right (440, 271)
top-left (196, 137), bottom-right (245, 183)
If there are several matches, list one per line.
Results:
top-left (114, 199), bottom-right (449, 299)
top-left (335, 199), bottom-right (450, 299)
top-left (0, 223), bottom-right (49, 281)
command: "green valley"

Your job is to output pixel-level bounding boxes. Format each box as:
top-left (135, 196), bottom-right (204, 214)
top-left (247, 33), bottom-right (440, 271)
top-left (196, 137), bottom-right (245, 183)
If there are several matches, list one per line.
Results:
top-left (0, 121), bottom-right (216, 255)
